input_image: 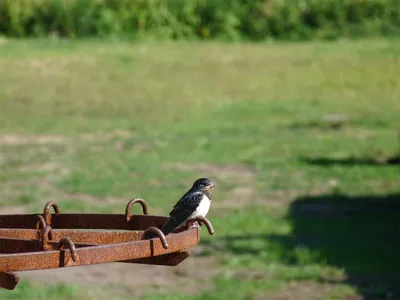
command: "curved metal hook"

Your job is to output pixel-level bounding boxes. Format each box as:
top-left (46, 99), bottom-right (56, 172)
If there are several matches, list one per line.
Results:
top-left (36, 215), bottom-right (48, 241)
top-left (141, 227), bottom-right (168, 249)
top-left (125, 198), bottom-right (148, 221)
top-left (41, 226), bottom-right (53, 251)
top-left (36, 215), bottom-right (47, 230)
top-left (43, 201), bottom-right (61, 225)
top-left (58, 237), bottom-right (78, 262)
top-left (189, 217), bottom-right (215, 235)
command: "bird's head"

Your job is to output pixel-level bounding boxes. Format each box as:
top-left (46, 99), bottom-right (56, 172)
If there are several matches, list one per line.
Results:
top-left (192, 177), bottom-right (215, 192)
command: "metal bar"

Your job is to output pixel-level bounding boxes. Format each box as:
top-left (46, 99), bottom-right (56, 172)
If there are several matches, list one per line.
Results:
top-left (0, 229), bottom-right (40, 240)
top-left (0, 237), bottom-right (96, 253)
top-left (50, 229), bottom-right (143, 244)
top-left (0, 214), bottom-right (166, 230)
top-left (51, 214), bottom-right (166, 230)
top-left (0, 228), bottom-right (199, 272)
top-left (0, 236), bottom-right (190, 266)
top-left (0, 214), bottom-right (41, 229)
top-left (0, 237), bottom-right (42, 254)
top-left (0, 233), bottom-right (190, 266)
top-left (0, 272), bottom-right (19, 290)
top-left (122, 251), bottom-right (191, 266)
top-left (0, 229), bottom-right (150, 244)
top-left (0, 237), bottom-right (191, 266)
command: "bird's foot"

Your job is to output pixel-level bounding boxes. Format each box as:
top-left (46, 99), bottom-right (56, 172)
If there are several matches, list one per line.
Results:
top-left (189, 216), bottom-right (215, 235)
top-left (185, 219), bottom-right (195, 229)
top-left (192, 221), bottom-right (201, 229)
top-left (184, 220), bottom-right (202, 231)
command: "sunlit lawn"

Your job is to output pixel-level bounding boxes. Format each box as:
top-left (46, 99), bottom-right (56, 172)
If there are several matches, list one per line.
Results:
top-left (0, 37), bottom-right (399, 299)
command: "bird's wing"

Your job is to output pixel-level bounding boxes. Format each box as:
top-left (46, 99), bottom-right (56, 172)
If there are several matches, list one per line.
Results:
top-left (161, 191), bottom-right (204, 235)
top-left (169, 191), bottom-right (203, 222)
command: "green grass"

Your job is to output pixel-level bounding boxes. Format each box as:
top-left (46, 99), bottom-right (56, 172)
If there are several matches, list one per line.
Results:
top-left (0, 281), bottom-right (82, 299)
top-left (0, 37), bottom-right (399, 299)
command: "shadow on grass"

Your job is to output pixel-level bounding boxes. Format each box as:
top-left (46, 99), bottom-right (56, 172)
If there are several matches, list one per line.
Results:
top-left (300, 156), bottom-right (400, 166)
top-left (288, 193), bottom-right (400, 299)
top-left (204, 193), bottom-right (400, 300)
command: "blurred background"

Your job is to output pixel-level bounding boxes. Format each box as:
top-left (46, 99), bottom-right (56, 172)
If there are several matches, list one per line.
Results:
top-left (0, 1), bottom-right (399, 299)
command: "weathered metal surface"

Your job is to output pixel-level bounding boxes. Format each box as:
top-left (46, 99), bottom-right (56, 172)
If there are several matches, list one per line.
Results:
top-left (0, 228), bottom-right (199, 272)
top-left (0, 200), bottom-right (214, 290)
top-left (0, 229), bottom-right (142, 244)
top-left (123, 251), bottom-right (191, 266)
top-left (0, 214), bottom-right (47, 229)
top-left (0, 272), bottom-right (19, 290)
top-left (0, 237), bottom-right (95, 253)
top-left (0, 214), bottom-right (165, 230)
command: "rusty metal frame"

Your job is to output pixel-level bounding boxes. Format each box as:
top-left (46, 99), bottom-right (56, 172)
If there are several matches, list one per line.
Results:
top-left (0, 200), bottom-right (214, 290)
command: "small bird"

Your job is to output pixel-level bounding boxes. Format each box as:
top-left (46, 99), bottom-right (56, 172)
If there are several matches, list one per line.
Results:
top-left (161, 178), bottom-right (215, 235)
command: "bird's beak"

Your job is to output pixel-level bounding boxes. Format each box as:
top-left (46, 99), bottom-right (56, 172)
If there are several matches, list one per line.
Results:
top-left (208, 182), bottom-right (216, 188)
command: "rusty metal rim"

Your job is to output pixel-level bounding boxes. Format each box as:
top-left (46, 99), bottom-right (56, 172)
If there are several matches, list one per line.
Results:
top-left (0, 214), bottom-right (167, 230)
top-left (0, 200), bottom-right (216, 291)
top-left (0, 214), bottom-right (215, 234)
top-left (0, 251), bottom-right (191, 290)
top-left (0, 228), bottom-right (144, 244)
top-left (0, 228), bottom-right (200, 273)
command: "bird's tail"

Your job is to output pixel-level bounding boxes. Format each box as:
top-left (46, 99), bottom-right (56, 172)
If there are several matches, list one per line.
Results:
top-left (161, 217), bottom-right (179, 235)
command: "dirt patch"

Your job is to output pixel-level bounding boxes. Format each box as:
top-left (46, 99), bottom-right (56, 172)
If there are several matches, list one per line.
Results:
top-left (0, 134), bottom-right (70, 145)
top-left (18, 247), bottom-right (220, 297)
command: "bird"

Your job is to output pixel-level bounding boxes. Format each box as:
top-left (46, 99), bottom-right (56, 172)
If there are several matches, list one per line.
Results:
top-left (161, 178), bottom-right (215, 235)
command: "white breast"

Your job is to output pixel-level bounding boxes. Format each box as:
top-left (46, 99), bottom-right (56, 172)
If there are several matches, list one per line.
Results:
top-left (192, 195), bottom-right (211, 219)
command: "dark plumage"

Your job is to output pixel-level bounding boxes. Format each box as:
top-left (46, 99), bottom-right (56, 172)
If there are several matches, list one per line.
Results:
top-left (161, 178), bottom-right (215, 235)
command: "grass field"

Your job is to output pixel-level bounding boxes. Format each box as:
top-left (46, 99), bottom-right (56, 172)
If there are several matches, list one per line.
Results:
top-left (0, 37), bottom-right (399, 300)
